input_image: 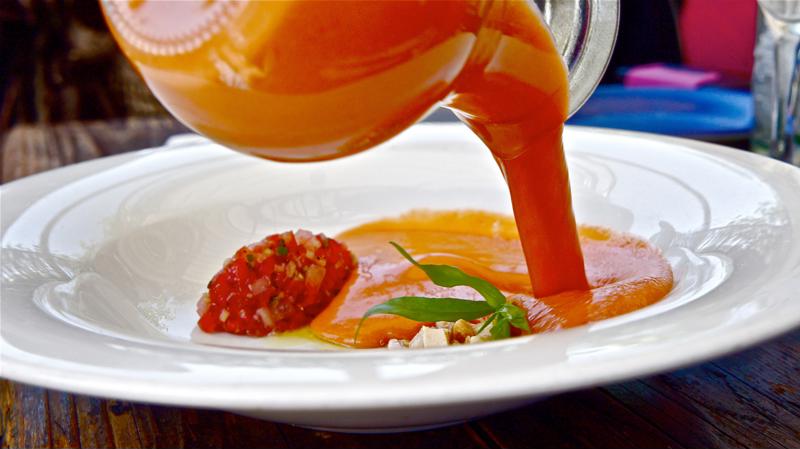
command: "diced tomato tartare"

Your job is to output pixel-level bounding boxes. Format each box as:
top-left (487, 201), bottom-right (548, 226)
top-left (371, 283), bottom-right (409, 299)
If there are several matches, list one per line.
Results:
top-left (197, 230), bottom-right (356, 336)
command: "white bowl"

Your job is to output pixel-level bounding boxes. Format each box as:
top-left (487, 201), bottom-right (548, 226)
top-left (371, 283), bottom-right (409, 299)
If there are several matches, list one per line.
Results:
top-left (2, 124), bottom-right (799, 432)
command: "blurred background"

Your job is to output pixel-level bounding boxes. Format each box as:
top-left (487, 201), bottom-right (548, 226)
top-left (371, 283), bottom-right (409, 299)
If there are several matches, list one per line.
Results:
top-left (0, 0), bottom-right (779, 167)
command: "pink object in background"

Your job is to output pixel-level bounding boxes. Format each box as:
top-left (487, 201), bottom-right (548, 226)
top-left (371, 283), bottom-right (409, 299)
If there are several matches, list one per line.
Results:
top-left (679, 0), bottom-right (757, 87)
top-left (623, 63), bottom-right (721, 89)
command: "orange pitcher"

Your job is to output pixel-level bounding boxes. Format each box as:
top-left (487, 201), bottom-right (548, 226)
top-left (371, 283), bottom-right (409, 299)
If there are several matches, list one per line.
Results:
top-left (101, 0), bottom-right (618, 298)
top-left (101, 0), bottom-right (615, 161)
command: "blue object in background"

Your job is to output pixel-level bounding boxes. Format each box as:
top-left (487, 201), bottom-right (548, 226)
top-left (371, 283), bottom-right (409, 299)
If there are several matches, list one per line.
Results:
top-left (567, 85), bottom-right (754, 141)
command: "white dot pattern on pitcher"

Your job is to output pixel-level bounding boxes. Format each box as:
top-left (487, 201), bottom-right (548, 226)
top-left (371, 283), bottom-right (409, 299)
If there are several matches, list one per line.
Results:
top-left (102, 0), bottom-right (244, 56)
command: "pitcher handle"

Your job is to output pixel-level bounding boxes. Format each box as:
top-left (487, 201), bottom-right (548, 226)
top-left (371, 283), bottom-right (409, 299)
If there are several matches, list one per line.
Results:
top-left (537, 0), bottom-right (619, 116)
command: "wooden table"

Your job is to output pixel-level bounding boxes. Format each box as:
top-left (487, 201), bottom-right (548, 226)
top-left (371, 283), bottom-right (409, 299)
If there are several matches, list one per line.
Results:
top-left (2, 119), bottom-right (799, 449)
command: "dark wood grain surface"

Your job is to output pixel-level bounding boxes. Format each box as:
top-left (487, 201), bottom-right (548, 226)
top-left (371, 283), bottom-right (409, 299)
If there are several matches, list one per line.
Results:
top-left (1, 119), bottom-right (799, 449)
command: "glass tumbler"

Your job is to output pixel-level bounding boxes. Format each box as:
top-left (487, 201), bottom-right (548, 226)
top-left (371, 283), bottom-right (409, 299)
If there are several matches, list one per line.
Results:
top-left (755, 0), bottom-right (800, 165)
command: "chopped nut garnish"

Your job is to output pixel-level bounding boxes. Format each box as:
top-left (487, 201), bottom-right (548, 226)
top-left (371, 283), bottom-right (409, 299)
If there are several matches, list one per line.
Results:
top-left (435, 321), bottom-right (454, 331)
top-left (385, 317), bottom-right (497, 349)
top-left (406, 326), bottom-right (450, 349)
top-left (468, 335), bottom-right (489, 344)
top-left (387, 339), bottom-right (408, 349)
top-left (452, 319), bottom-right (475, 343)
top-left (408, 328), bottom-right (425, 349)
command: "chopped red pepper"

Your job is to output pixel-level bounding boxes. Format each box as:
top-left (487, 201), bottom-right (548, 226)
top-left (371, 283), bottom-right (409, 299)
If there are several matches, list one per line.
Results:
top-left (197, 230), bottom-right (356, 337)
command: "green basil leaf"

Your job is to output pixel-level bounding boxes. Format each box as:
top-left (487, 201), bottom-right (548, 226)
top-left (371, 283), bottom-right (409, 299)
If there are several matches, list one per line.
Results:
top-left (362, 296), bottom-right (494, 322)
top-left (354, 296), bottom-right (493, 344)
top-left (390, 241), bottom-right (506, 308)
top-left (490, 316), bottom-right (511, 340)
top-left (498, 303), bottom-right (530, 332)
